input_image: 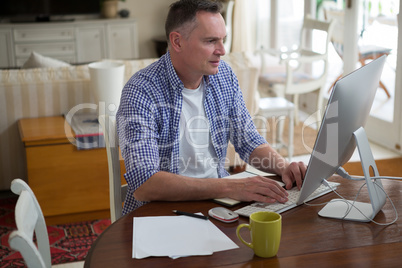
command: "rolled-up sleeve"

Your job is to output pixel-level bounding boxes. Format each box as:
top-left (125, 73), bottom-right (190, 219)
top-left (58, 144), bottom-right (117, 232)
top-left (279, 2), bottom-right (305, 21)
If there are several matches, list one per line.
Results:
top-left (118, 84), bottom-right (161, 192)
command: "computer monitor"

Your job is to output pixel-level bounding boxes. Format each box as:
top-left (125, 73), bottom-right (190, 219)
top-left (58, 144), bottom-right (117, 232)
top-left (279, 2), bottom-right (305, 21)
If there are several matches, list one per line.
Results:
top-left (296, 55), bottom-right (387, 222)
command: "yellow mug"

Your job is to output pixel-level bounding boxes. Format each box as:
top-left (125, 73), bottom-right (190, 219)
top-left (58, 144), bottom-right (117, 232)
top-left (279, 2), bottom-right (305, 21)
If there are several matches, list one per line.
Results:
top-left (236, 211), bottom-right (281, 258)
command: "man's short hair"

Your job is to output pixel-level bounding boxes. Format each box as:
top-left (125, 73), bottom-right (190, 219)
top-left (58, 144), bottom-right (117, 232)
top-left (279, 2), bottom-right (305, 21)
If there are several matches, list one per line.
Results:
top-left (165, 0), bottom-right (223, 43)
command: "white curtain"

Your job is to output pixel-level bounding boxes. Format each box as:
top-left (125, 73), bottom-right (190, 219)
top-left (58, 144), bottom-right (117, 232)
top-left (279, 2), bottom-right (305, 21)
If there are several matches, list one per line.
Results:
top-left (231, 0), bottom-right (307, 53)
top-left (231, 0), bottom-right (258, 52)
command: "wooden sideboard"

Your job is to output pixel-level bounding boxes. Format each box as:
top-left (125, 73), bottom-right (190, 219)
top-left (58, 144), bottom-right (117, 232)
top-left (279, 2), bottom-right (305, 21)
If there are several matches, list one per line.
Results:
top-left (18, 116), bottom-right (126, 225)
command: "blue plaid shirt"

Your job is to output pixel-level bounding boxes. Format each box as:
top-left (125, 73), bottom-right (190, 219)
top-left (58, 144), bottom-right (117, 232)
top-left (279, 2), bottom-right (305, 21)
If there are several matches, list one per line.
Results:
top-left (117, 52), bottom-right (266, 214)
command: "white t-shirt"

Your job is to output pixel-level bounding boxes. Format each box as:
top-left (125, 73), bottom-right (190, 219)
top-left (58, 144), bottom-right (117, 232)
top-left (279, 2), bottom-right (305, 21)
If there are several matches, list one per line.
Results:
top-left (178, 80), bottom-right (219, 178)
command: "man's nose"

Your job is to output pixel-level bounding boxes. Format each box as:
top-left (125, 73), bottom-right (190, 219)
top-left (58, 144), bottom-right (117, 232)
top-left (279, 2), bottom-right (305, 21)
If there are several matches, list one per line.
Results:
top-left (216, 41), bottom-right (226, 56)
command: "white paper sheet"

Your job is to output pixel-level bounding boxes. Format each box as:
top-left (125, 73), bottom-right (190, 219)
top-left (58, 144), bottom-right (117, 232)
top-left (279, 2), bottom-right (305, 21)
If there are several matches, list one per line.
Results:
top-left (132, 213), bottom-right (238, 259)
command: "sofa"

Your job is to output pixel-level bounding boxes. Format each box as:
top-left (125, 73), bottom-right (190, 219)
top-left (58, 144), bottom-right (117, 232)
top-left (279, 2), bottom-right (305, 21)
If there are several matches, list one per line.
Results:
top-left (0, 52), bottom-right (259, 190)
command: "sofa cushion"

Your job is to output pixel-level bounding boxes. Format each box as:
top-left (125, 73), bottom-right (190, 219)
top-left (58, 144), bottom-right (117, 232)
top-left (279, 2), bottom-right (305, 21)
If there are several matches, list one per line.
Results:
top-left (21, 51), bottom-right (71, 69)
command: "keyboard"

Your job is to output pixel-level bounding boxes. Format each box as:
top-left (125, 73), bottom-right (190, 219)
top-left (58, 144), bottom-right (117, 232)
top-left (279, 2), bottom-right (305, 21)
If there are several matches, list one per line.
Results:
top-left (234, 181), bottom-right (340, 217)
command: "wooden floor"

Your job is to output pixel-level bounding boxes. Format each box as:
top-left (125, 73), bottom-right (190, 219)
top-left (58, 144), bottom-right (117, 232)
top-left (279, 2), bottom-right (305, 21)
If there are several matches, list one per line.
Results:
top-left (53, 261), bottom-right (84, 268)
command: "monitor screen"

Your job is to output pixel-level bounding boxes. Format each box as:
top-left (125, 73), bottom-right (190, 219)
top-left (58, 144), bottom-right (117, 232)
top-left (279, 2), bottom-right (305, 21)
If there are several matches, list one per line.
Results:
top-left (296, 55), bottom-right (387, 206)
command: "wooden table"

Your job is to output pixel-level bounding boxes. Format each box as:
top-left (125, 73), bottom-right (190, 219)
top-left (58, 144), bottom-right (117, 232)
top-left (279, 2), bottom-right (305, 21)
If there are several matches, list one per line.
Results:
top-left (84, 176), bottom-right (402, 267)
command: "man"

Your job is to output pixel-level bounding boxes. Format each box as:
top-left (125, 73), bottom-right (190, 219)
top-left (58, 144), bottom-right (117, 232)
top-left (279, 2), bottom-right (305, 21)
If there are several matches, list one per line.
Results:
top-left (117, 0), bottom-right (306, 215)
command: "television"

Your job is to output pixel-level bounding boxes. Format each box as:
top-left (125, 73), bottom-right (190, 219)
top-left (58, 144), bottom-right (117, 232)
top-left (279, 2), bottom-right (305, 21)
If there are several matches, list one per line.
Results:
top-left (1, 0), bottom-right (101, 23)
top-left (296, 55), bottom-right (387, 222)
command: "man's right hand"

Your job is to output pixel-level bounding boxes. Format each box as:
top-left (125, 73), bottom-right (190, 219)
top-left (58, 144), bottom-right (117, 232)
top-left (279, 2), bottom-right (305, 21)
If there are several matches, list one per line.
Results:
top-left (225, 176), bottom-right (289, 204)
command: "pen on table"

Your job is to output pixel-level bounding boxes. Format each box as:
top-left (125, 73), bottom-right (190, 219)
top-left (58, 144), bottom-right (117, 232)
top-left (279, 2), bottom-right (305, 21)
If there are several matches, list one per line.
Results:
top-left (172, 210), bottom-right (209, 220)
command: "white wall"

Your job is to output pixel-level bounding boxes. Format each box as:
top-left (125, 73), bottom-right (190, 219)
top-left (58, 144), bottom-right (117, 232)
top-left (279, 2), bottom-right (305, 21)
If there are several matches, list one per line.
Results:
top-left (119, 0), bottom-right (176, 59)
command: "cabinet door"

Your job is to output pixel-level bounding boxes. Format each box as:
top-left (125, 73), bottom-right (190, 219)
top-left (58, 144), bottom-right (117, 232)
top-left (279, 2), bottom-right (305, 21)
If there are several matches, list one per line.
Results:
top-left (107, 23), bottom-right (139, 60)
top-left (26, 144), bottom-right (110, 218)
top-left (0, 30), bottom-right (15, 68)
top-left (76, 26), bottom-right (106, 63)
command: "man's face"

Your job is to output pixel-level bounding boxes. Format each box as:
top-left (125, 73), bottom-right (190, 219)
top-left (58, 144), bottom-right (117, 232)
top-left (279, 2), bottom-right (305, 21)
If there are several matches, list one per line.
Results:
top-left (180, 11), bottom-right (227, 79)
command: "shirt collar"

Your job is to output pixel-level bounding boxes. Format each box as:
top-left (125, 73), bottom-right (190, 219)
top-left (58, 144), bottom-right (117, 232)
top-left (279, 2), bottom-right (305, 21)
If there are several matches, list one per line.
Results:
top-left (164, 51), bottom-right (182, 92)
top-left (164, 50), bottom-right (212, 92)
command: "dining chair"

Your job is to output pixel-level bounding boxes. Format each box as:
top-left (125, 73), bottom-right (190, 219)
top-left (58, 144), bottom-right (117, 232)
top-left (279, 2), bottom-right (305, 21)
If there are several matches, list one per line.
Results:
top-left (257, 15), bottom-right (336, 126)
top-left (98, 114), bottom-right (128, 223)
top-left (221, 51), bottom-right (260, 171)
top-left (8, 178), bottom-right (51, 268)
top-left (324, 8), bottom-right (392, 98)
top-left (257, 97), bottom-right (295, 161)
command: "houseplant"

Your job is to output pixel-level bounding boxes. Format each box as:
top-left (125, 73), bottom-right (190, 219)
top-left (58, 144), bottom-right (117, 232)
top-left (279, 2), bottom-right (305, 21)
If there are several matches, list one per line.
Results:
top-left (101, 0), bottom-right (126, 19)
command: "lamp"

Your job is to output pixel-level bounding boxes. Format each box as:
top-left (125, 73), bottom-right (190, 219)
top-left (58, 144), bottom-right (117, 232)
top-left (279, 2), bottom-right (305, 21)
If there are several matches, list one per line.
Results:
top-left (89, 61), bottom-right (125, 116)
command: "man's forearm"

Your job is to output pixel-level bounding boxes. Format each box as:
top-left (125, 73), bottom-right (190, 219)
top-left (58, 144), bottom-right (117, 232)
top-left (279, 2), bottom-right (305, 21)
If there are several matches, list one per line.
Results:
top-left (248, 144), bottom-right (289, 176)
top-left (133, 171), bottom-right (230, 202)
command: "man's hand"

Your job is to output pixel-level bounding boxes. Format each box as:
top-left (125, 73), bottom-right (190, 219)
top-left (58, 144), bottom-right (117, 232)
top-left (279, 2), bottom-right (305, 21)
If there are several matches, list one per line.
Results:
top-left (281, 161), bottom-right (307, 190)
top-left (226, 176), bottom-right (289, 204)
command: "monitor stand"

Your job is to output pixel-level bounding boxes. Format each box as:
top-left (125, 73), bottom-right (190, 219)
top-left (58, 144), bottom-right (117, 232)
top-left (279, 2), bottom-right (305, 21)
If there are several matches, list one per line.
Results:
top-left (318, 127), bottom-right (387, 222)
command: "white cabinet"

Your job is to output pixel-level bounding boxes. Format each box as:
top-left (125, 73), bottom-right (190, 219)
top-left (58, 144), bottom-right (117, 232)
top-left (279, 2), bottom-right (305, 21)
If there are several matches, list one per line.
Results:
top-left (0, 29), bottom-right (14, 68)
top-left (0, 18), bottom-right (138, 68)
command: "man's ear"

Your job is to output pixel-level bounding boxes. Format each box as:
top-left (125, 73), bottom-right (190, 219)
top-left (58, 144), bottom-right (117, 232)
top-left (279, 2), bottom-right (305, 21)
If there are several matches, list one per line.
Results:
top-left (169, 32), bottom-right (182, 52)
